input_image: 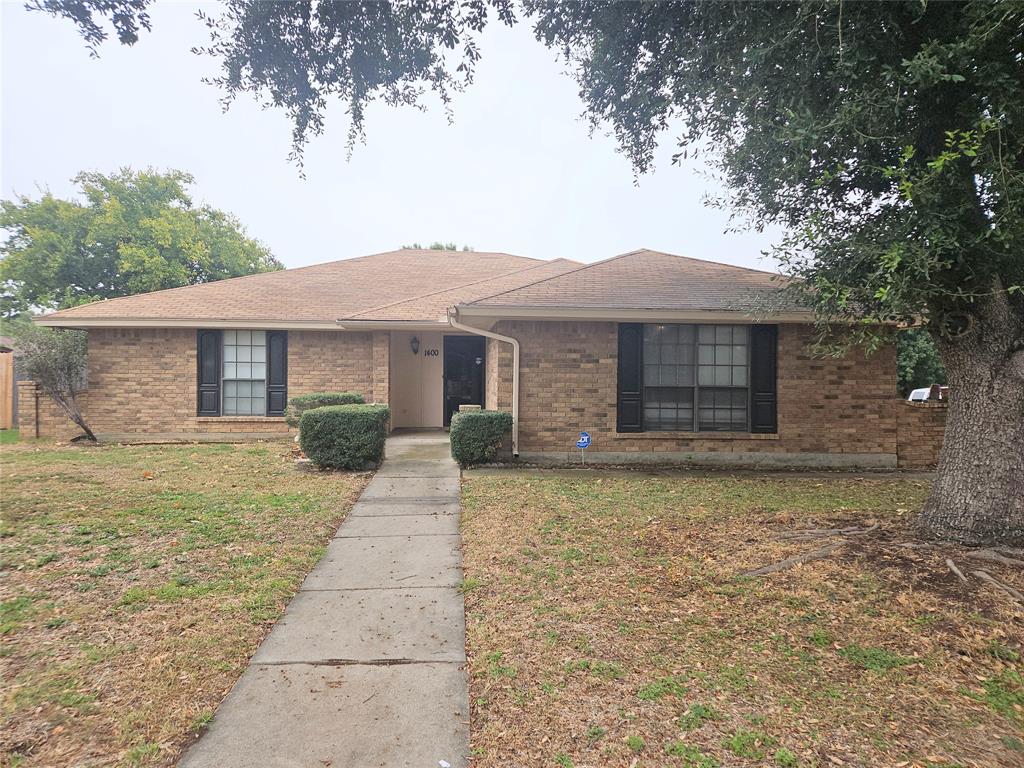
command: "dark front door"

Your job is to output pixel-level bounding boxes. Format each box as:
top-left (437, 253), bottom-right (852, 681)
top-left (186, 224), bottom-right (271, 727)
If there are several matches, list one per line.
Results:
top-left (443, 336), bottom-right (485, 426)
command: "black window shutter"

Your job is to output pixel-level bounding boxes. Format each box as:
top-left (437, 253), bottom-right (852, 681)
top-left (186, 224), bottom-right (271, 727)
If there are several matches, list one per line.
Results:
top-left (197, 330), bottom-right (222, 416)
top-left (750, 324), bottom-right (778, 433)
top-left (266, 331), bottom-right (288, 416)
top-left (616, 323), bottom-right (644, 432)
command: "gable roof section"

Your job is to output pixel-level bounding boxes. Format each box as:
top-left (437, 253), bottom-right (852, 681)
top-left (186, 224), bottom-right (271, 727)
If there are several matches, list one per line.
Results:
top-left (37, 250), bottom-right (563, 327)
top-left (344, 258), bottom-right (580, 322)
top-left (462, 249), bottom-right (798, 314)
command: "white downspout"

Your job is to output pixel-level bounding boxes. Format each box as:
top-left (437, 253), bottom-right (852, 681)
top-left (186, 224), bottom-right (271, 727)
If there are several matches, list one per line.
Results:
top-left (447, 308), bottom-right (519, 457)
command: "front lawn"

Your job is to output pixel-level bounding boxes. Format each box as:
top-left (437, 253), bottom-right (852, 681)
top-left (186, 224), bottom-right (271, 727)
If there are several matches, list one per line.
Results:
top-left (461, 473), bottom-right (1024, 768)
top-left (1, 441), bottom-right (367, 767)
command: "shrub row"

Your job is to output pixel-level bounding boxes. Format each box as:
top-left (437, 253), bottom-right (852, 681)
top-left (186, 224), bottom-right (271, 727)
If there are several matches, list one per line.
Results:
top-left (449, 410), bottom-right (513, 468)
top-left (285, 391), bottom-right (365, 427)
top-left (299, 404), bottom-right (390, 470)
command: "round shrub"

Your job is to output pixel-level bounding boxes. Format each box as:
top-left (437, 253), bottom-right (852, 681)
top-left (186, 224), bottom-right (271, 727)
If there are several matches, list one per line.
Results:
top-left (299, 404), bottom-right (390, 470)
top-left (449, 410), bottom-right (513, 468)
top-left (285, 391), bottom-right (365, 427)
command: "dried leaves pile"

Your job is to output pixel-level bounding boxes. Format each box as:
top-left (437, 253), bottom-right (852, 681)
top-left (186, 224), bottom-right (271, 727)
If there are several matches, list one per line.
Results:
top-left (460, 473), bottom-right (1023, 768)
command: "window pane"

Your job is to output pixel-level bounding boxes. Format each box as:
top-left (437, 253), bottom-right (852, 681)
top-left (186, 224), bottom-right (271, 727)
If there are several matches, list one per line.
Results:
top-left (733, 326), bottom-right (749, 343)
top-left (223, 362), bottom-right (236, 379)
top-left (251, 330), bottom-right (266, 345)
top-left (698, 325), bottom-right (715, 343)
top-left (224, 345), bottom-right (237, 362)
top-left (236, 363), bottom-right (251, 379)
top-left (236, 330), bottom-right (251, 345)
top-left (223, 397), bottom-right (237, 414)
top-left (678, 325), bottom-right (695, 343)
top-left (644, 364), bottom-right (660, 386)
top-left (733, 366), bottom-right (747, 386)
top-left (698, 367), bottom-right (713, 386)
top-left (715, 346), bottom-right (732, 365)
top-left (661, 343), bottom-right (680, 364)
top-left (679, 365), bottom-right (695, 385)
top-left (716, 325), bottom-right (732, 344)
top-left (223, 330), bottom-right (236, 345)
top-left (252, 362), bottom-right (266, 379)
top-left (252, 345), bottom-right (266, 363)
top-left (698, 346), bottom-right (714, 365)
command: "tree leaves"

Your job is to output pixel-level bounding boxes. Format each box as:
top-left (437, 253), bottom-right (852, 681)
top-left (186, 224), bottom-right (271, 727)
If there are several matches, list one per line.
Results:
top-left (0, 168), bottom-right (281, 315)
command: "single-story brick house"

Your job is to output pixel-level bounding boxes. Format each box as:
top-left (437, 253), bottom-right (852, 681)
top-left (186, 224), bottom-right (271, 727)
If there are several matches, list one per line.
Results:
top-left (27, 247), bottom-right (936, 468)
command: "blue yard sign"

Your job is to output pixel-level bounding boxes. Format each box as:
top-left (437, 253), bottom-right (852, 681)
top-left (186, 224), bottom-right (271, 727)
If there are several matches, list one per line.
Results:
top-left (576, 431), bottom-right (591, 465)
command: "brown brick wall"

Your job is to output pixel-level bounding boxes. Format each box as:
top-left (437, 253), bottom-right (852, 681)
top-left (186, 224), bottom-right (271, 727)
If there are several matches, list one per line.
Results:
top-left (20, 328), bottom-right (383, 440)
top-left (484, 337), bottom-right (514, 411)
top-left (491, 320), bottom-right (901, 465)
top-left (897, 401), bottom-right (947, 469)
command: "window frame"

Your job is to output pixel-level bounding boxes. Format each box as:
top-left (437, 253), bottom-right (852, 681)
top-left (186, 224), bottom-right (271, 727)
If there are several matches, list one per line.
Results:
top-left (221, 330), bottom-right (268, 417)
top-left (640, 323), bottom-right (752, 433)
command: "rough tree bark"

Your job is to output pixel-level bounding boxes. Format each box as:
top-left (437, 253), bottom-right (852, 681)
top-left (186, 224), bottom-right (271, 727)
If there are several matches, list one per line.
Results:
top-left (919, 286), bottom-right (1024, 546)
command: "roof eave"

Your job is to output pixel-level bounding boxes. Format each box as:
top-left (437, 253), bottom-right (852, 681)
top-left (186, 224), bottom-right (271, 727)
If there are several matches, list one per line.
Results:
top-left (35, 316), bottom-right (352, 331)
top-left (453, 304), bottom-right (818, 323)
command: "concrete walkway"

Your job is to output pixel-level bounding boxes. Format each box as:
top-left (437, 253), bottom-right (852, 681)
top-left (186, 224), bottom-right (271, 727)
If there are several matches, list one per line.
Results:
top-left (179, 431), bottom-right (468, 768)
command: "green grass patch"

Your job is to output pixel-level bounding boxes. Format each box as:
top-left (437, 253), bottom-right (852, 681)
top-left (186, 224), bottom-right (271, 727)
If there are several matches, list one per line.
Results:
top-left (839, 644), bottom-right (914, 672)
top-left (722, 729), bottom-right (778, 760)
top-left (678, 703), bottom-right (722, 731)
top-left (664, 741), bottom-right (719, 767)
top-left (638, 674), bottom-right (688, 701)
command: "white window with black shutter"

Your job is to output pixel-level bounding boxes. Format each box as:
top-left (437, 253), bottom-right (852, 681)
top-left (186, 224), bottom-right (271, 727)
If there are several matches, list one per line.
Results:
top-left (196, 330), bottom-right (287, 417)
top-left (617, 323), bottom-right (776, 433)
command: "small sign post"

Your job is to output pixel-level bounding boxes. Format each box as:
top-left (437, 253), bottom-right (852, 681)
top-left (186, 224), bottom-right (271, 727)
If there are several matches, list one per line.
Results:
top-left (575, 431), bottom-right (591, 466)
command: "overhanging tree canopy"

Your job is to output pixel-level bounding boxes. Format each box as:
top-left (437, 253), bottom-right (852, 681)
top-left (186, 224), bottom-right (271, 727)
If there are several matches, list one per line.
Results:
top-left (34, 0), bottom-right (1024, 544)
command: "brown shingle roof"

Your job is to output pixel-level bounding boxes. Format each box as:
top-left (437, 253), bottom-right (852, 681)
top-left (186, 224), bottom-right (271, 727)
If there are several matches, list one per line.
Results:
top-left (465, 249), bottom-right (795, 312)
top-left (347, 258), bottom-right (580, 321)
top-left (39, 250), bottom-right (570, 325)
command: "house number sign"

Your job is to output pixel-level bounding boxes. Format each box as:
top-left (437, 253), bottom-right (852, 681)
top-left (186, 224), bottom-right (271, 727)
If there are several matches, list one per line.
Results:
top-left (422, 348), bottom-right (440, 356)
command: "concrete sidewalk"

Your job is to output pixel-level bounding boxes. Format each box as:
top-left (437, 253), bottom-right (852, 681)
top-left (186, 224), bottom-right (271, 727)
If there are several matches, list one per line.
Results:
top-left (178, 431), bottom-right (468, 768)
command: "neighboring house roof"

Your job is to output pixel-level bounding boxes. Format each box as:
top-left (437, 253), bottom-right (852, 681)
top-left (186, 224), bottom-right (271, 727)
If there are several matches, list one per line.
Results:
top-left (37, 250), bottom-right (578, 328)
top-left (36, 247), bottom-right (806, 329)
top-left (462, 249), bottom-right (796, 314)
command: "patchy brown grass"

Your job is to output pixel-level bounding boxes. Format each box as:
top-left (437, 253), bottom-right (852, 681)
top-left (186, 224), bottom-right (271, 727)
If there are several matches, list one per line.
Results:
top-left (461, 472), bottom-right (1024, 768)
top-left (1, 441), bottom-right (367, 767)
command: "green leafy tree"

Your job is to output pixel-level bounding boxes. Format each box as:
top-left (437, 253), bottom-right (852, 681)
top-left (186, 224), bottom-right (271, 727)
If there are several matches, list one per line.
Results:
top-left (12, 324), bottom-right (95, 441)
top-left (40, 1), bottom-right (1024, 544)
top-left (401, 242), bottom-right (474, 251)
top-left (897, 330), bottom-right (948, 396)
top-left (0, 168), bottom-right (281, 314)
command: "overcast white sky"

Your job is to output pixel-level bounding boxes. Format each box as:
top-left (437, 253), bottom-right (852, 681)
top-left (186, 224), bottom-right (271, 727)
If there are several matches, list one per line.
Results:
top-left (1, 1), bottom-right (782, 271)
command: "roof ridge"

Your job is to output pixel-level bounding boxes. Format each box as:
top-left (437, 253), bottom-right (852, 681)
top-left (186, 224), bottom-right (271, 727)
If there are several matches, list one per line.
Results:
top-left (464, 248), bottom-right (783, 307)
top-left (344, 258), bottom-right (578, 320)
top-left (465, 250), bottom-right (643, 305)
top-left (41, 248), bottom-right (541, 319)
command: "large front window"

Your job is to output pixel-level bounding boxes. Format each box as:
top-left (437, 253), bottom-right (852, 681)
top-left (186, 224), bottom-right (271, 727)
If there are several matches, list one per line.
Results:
top-left (222, 330), bottom-right (267, 415)
top-left (642, 324), bottom-right (749, 431)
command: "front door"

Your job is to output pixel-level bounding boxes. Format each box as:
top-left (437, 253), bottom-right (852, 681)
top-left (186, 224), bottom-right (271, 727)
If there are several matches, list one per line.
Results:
top-left (443, 336), bottom-right (485, 426)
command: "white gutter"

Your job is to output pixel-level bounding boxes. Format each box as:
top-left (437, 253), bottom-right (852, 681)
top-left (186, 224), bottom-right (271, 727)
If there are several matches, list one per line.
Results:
top-left (447, 307), bottom-right (520, 458)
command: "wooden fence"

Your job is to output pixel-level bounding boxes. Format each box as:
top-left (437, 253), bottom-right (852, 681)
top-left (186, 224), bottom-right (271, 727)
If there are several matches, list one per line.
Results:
top-left (0, 352), bottom-right (13, 429)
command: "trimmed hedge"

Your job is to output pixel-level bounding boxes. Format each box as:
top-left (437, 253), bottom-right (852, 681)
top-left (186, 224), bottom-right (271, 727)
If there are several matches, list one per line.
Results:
top-left (299, 404), bottom-right (390, 470)
top-left (285, 391), bottom-right (365, 427)
top-left (450, 410), bottom-right (513, 467)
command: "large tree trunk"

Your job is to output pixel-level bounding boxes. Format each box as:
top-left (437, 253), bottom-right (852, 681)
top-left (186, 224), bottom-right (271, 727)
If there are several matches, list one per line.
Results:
top-left (918, 288), bottom-right (1024, 546)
